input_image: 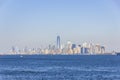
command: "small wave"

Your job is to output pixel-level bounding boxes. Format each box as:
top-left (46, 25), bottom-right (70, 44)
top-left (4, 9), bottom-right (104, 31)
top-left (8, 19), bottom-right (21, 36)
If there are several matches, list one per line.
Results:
top-left (62, 66), bottom-right (120, 73)
top-left (0, 66), bottom-right (120, 75)
top-left (0, 66), bottom-right (61, 75)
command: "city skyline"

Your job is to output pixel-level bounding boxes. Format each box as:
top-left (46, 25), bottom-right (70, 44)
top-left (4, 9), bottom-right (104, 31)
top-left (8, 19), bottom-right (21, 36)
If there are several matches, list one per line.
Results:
top-left (0, 0), bottom-right (120, 53)
top-left (0, 34), bottom-right (116, 53)
top-left (6, 36), bottom-right (106, 55)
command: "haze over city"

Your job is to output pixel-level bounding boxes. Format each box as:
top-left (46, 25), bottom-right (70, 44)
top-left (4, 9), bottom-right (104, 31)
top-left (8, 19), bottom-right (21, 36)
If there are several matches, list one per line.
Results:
top-left (0, 0), bottom-right (120, 53)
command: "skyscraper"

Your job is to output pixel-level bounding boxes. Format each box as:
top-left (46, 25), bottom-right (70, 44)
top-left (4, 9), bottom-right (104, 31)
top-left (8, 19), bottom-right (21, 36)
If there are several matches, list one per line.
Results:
top-left (57, 36), bottom-right (61, 49)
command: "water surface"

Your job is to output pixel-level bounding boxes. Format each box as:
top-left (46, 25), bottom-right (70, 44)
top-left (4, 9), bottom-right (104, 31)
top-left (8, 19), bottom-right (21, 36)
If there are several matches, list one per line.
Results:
top-left (0, 55), bottom-right (120, 80)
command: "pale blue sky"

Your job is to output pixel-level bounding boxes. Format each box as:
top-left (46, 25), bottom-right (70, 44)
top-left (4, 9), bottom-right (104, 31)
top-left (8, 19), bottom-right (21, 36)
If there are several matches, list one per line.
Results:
top-left (0, 0), bottom-right (120, 52)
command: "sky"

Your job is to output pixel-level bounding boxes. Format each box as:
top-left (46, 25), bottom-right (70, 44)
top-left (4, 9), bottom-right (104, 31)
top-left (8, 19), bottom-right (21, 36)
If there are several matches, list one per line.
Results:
top-left (0, 0), bottom-right (120, 52)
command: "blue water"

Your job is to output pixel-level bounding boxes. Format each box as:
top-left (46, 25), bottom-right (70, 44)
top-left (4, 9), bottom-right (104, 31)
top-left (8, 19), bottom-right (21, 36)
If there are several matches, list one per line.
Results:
top-left (0, 55), bottom-right (120, 80)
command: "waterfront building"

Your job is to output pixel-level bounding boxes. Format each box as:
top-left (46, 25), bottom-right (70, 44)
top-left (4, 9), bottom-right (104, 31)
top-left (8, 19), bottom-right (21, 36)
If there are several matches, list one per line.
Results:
top-left (44, 49), bottom-right (49, 54)
top-left (101, 46), bottom-right (105, 54)
top-left (67, 41), bottom-right (72, 49)
top-left (10, 46), bottom-right (18, 54)
top-left (72, 44), bottom-right (76, 50)
top-left (23, 47), bottom-right (28, 54)
top-left (95, 44), bottom-right (101, 54)
top-left (81, 47), bottom-right (84, 54)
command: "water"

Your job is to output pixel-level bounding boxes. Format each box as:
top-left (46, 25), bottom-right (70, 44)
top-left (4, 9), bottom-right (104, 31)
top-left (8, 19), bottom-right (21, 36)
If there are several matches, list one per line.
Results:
top-left (0, 55), bottom-right (120, 80)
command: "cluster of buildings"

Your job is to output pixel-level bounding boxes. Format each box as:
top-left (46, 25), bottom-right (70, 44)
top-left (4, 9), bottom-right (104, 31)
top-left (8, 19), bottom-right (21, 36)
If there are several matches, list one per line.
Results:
top-left (9, 36), bottom-right (106, 55)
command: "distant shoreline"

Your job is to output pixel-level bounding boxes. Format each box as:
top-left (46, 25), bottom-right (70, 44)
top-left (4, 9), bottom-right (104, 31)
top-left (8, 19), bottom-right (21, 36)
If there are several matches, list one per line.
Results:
top-left (0, 53), bottom-right (116, 56)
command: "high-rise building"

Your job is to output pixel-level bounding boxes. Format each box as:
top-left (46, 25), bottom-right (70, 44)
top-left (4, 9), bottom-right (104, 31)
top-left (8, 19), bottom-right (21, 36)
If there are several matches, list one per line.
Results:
top-left (101, 46), bottom-right (105, 54)
top-left (95, 44), bottom-right (101, 54)
top-left (72, 44), bottom-right (76, 50)
top-left (57, 36), bottom-right (61, 49)
top-left (11, 46), bottom-right (16, 54)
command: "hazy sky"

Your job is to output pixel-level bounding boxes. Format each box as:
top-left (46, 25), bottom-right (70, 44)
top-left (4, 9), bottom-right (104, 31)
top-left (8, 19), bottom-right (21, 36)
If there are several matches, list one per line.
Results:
top-left (0, 0), bottom-right (120, 52)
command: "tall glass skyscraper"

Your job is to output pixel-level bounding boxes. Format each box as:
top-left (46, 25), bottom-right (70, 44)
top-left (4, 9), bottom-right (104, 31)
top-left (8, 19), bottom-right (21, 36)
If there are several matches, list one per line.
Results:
top-left (57, 36), bottom-right (61, 49)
